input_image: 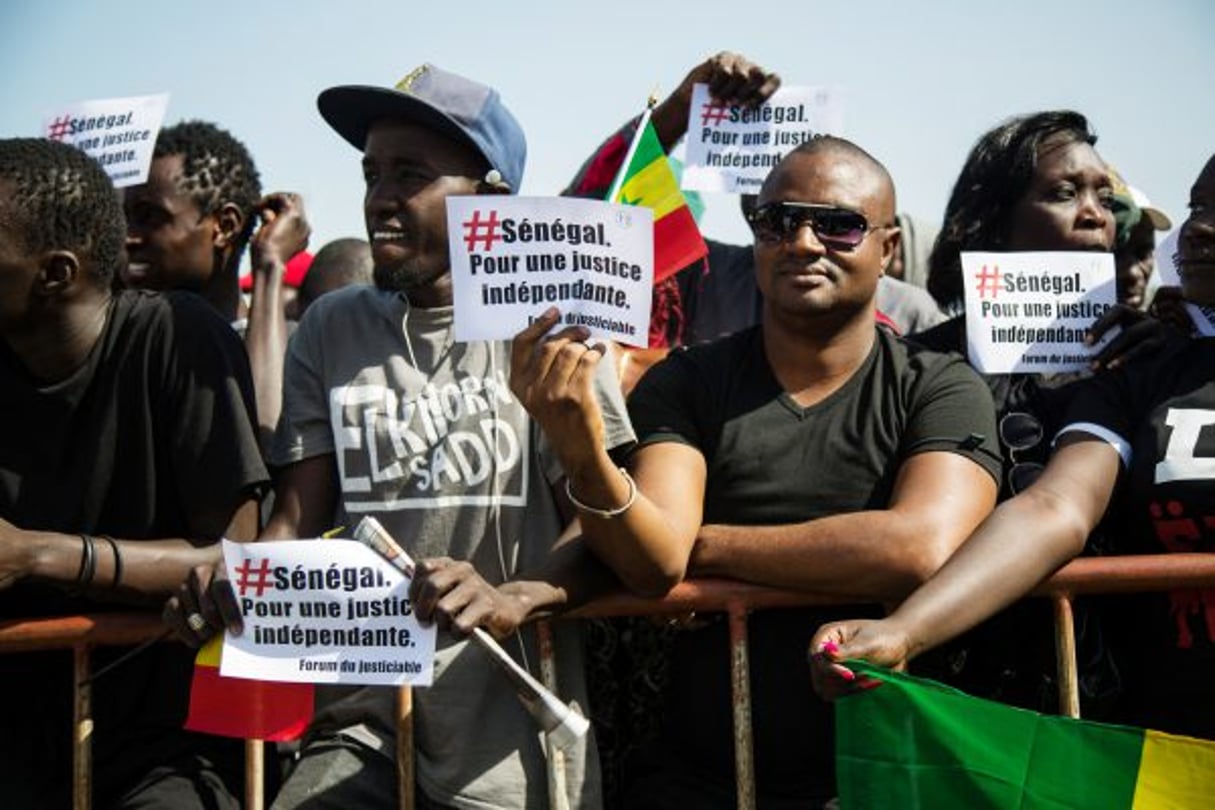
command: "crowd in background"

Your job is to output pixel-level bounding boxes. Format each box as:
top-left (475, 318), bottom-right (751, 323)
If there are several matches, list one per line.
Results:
top-left (1, 50), bottom-right (1212, 810)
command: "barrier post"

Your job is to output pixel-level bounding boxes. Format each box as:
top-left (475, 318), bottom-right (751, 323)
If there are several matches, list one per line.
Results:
top-left (73, 643), bottom-right (92, 810)
top-left (537, 620), bottom-right (571, 810)
top-left (1052, 594), bottom-right (1080, 718)
top-left (398, 685), bottom-right (414, 810)
top-left (727, 601), bottom-right (755, 810)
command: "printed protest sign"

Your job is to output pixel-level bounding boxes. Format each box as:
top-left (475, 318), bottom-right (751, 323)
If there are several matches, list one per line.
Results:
top-left (447, 196), bottom-right (653, 347)
top-left (962, 251), bottom-right (1117, 374)
top-left (681, 84), bottom-right (842, 193)
top-left (43, 93), bottom-right (169, 187)
top-left (219, 539), bottom-right (436, 686)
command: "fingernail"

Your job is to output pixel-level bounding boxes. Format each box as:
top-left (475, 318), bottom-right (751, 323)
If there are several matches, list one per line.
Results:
top-left (543, 306), bottom-right (559, 319)
top-left (839, 667), bottom-right (856, 682)
top-left (820, 641), bottom-right (839, 655)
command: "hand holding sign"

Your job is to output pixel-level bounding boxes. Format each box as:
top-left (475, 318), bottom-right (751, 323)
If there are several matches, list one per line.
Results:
top-left (651, 52), bottom-right (781, 148)
top-left (509, 308), bottom-right (609, 476)
top-left (351, 517), bottom-right (589, 751)
top-left (165, 555), bottom-right (243, 646)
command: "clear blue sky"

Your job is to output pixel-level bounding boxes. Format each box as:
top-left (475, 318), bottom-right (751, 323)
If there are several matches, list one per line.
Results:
top-left (3, 0), bottom-right (1211, 247)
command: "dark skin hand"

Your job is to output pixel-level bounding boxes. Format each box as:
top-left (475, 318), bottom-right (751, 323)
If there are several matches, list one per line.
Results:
top-left (251, 192), bottom-right (311, 268)
top-left (650, 52), bottom-right (781, 151)
top-left (1084, 285), bottom-right (1191, 371)
top-left (409, 558), bottom-right (533, 640)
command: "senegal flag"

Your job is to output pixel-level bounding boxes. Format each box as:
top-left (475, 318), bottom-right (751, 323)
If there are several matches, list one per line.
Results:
top-left (836, 661), bottom-right (1215, 808)
top-left (609, 118), bottom-right (707, 284)
top-left (185, 637), bottom-right (313, 741)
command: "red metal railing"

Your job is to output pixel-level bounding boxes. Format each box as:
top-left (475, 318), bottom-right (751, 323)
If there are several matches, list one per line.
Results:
top-left (4, 553), bottom-right (1214, 810)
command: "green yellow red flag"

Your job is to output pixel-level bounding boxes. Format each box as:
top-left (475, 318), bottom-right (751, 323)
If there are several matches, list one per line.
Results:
top-left (835, 661), bottom-right (1215, 809)
top-left (608, 117), bottom-right (707, 283)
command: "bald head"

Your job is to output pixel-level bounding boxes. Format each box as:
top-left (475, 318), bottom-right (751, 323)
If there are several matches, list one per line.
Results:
top-left (759, 136), bottom-right (896, 224)
top-left (298, 237), bottom-right (374, 315)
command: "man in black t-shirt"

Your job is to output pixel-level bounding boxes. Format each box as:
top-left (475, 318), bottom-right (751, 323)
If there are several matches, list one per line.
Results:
top-left (122, 120), bottom-right (310, 449)
top-left (516, 135), bottom-right (1002, 806)
top-left (0, 139), bottom-right (268, 808)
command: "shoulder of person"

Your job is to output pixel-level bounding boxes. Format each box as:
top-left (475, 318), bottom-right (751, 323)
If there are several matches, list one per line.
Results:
top-left (294, 284), bottom-right (399, 335)
top-left (904, 314), bottom-right (964, 356)
top-left (879, 326), bottom-right (966, 371)
top-left (114, 289), bottom-right (241, 353)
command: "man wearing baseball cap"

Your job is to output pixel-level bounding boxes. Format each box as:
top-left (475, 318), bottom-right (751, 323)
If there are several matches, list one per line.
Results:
top-left (167, 65), bottom-right (632, 809)
top-left (1110, 166), bottom-right (1174, 310)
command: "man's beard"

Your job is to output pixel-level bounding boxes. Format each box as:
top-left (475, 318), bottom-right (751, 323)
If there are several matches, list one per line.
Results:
top-left (373, 260), bottom-right (446, 293)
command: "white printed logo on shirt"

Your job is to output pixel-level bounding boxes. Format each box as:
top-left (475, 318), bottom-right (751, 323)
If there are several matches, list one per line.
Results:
top-left (1156, 409), bottom-right (1215, 484)
top-left (329, 367), bottom-right (528, 511)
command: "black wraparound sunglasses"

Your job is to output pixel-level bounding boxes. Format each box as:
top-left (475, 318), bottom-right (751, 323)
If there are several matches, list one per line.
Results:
top-left (746, 201), bottom-right (885, 251)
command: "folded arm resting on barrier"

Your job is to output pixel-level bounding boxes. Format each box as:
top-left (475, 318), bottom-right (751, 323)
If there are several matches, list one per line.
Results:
top-left (0, 499), bottom-right (258, 606)
top-left (812, 437), bottom-right (1121, 692)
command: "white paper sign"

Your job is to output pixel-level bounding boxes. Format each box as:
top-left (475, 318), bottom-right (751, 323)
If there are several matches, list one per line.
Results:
top-left (42, 93), bottom-right (170, 187)
top-left (447, 196), bottom-right (653, 347)
top-left (682, 84), bottom-right (843, 194)
top-left (1148, 229), bottom-right (1215, 334)
top-left (219, 539), bottom-right (436, 686)
top-left (962, 251), bottom-right (1117, 374)
top-left (1155, 228), bottom-right (1180, 286)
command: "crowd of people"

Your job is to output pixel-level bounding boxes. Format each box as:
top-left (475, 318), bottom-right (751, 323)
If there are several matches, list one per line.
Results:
top-left (0, 49), bottom-right (1211, 809)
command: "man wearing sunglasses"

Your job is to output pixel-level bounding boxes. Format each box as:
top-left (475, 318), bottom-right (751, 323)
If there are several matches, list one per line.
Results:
top-left (516, 135), bottom-right (1002, 806)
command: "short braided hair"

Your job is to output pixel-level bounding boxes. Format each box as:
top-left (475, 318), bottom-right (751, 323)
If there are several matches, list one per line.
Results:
top-left (154, 120), bottom-right (262, 246)
top-left (0, 138), bottom-right (125, 288)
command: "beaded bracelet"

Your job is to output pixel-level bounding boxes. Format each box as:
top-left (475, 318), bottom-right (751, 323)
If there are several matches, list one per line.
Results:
top-left (565, 468), bottom-right (637, 519)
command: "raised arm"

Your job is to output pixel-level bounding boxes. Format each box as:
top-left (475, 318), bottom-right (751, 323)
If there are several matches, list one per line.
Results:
top-left (564, 52), bottom-right (780, 199)
top-left (244, 192), bottom-right (310, 452)
top-left (510, 308), bottom-right (700, 595)
top-left (650, 51), bottom-right (781, 151)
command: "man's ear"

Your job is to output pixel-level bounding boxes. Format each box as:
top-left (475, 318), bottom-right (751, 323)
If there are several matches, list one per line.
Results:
top-left (38, 250), bottom-right (81, 295)
top-left (879, 226), bottom-right (902, 277)
top-left (212, 202), bottom-right (247, 249)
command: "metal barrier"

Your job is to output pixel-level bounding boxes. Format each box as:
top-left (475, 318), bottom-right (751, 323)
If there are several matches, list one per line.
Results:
top-left (3, 553), bottom-right (1214, 810)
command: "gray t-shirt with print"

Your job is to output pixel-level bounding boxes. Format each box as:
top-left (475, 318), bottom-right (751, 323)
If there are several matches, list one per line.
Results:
top-left (272, 285), bottom-right (633, 809)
